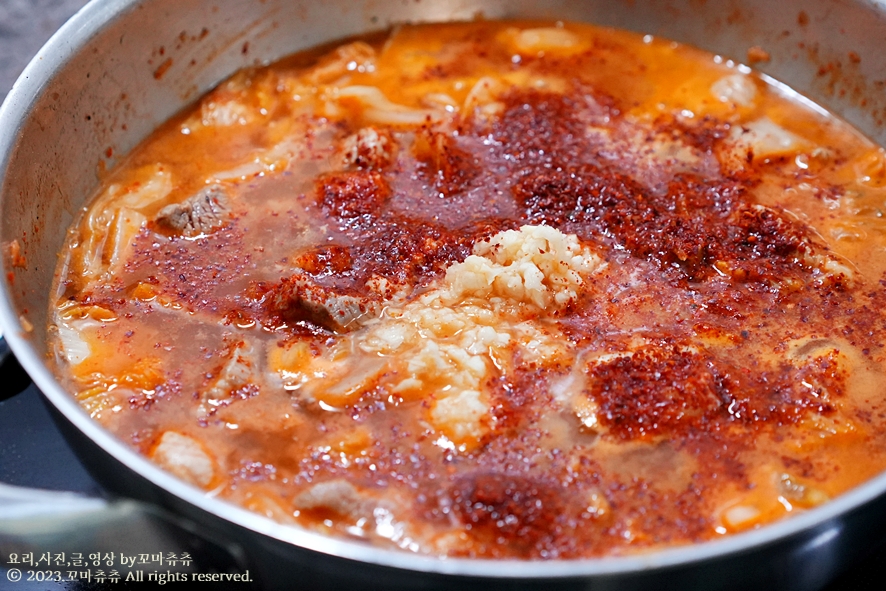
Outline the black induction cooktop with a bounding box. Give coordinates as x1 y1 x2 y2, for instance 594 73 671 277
1 2 885 590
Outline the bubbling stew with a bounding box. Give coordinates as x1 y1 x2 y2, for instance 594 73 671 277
49 20 886 558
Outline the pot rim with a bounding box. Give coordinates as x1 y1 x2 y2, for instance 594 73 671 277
1 0 883 579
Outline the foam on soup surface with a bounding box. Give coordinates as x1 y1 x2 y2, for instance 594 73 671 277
49 20 886 557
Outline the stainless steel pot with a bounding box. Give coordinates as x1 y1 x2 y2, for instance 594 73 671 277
3 0 886 589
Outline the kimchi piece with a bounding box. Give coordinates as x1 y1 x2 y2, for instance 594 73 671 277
49 21 886 558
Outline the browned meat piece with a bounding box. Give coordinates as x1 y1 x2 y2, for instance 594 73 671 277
340 127 396 170
266 273 381 333
294 480 368 517
197 340 257 420
149 431 217 488
155 184 230 237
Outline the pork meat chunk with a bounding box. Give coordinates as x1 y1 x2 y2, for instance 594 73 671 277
267 274 381 333
155 184 230 237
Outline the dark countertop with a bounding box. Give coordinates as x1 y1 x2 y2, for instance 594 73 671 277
0 0 90 103
0 2 885 590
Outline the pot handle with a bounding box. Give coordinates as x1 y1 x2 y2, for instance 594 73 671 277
0 482 252 582
0 481 109 520
0 330 252 582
